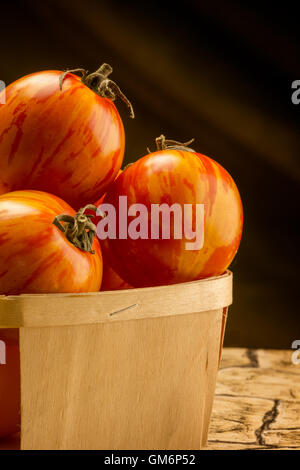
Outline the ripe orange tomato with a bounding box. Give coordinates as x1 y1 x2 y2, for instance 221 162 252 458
0 66 128 209
101 138 243 287
0 331 20 438
0 190 102 294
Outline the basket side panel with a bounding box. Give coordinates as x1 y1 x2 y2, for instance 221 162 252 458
200 308 226 447
19 310 224 450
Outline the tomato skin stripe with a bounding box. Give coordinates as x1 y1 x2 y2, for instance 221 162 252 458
0 269 9 279
20 251 62 290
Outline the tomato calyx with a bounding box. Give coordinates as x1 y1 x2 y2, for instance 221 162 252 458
147 134 196 153
53 205 98 254
59 63 135 119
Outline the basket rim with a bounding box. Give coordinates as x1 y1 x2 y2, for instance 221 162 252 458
0 270 232 328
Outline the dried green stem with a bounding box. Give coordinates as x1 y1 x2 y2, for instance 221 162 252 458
59 63 135 118
53 205 98 254
147 135 196 153
153 134 196 153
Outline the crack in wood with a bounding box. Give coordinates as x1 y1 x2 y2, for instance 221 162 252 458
270 427 300 431
255 399 280 446
246 349 259 367
222 417 244 425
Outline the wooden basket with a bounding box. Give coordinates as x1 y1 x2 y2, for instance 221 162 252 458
0 270 232 450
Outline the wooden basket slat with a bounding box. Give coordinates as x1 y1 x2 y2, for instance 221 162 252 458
0 271 232 328
20 309 224 450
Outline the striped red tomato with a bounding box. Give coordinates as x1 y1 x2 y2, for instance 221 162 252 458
90 169 132 291
0 64 132 209
101 261 132 291
0 190 103 295
101 136 243 287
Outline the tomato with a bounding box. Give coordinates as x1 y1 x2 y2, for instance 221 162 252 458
101 259 132 291
0 64 132 209
101 136 243 287
0 331 20 438
0 329 18 344
0 190 102 294
89 169 131 291
91 169 123 225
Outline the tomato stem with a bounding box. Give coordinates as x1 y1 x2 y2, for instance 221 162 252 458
53 205 98 254
59 63 135 119
148 135 196 153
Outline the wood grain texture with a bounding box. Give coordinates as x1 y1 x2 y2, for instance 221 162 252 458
19 309 224 450
206 348 300 450
0 271 232 328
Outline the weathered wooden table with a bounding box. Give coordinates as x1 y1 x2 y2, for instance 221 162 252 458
207 348 300 450
0 348 299 450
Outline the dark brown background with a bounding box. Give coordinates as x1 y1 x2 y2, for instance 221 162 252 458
0 0 299 348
